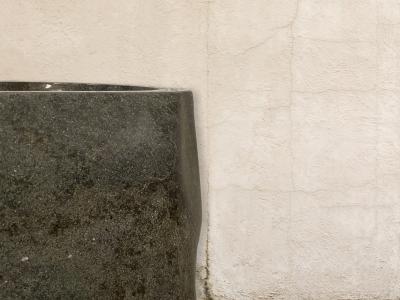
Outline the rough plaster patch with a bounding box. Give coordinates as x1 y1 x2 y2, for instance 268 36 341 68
377 24 400 90
294 0 377 42
291 91 377 192
208 188 290 299
292 39 377 93
207 0 400 299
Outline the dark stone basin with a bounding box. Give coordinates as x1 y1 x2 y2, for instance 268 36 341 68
0 82 201 299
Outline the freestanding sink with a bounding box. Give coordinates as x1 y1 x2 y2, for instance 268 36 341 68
0 82 201 299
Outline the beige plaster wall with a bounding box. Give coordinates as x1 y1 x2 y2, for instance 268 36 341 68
2 1 400 299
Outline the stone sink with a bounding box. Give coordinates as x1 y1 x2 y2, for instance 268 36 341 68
0 82 201 299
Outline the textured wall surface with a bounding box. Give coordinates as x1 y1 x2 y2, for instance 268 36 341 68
208 0 400 299
2 1 400 299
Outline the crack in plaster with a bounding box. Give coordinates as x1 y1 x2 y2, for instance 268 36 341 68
294 36 376 44
287 1 300 296
203 0 214 299
211 179 378 195
292 88 377 94
208 23 293 57
232 24 292 57
373 0 380 243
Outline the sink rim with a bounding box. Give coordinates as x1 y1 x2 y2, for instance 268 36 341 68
0 81 189 93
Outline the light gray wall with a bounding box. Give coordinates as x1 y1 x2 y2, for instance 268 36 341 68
1 1 400 299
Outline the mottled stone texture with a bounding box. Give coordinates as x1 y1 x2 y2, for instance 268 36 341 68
0 83 201 300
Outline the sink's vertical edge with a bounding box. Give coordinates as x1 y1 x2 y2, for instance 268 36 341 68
176 91 202 299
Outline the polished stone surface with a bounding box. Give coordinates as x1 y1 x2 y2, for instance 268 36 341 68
0 82 201 300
